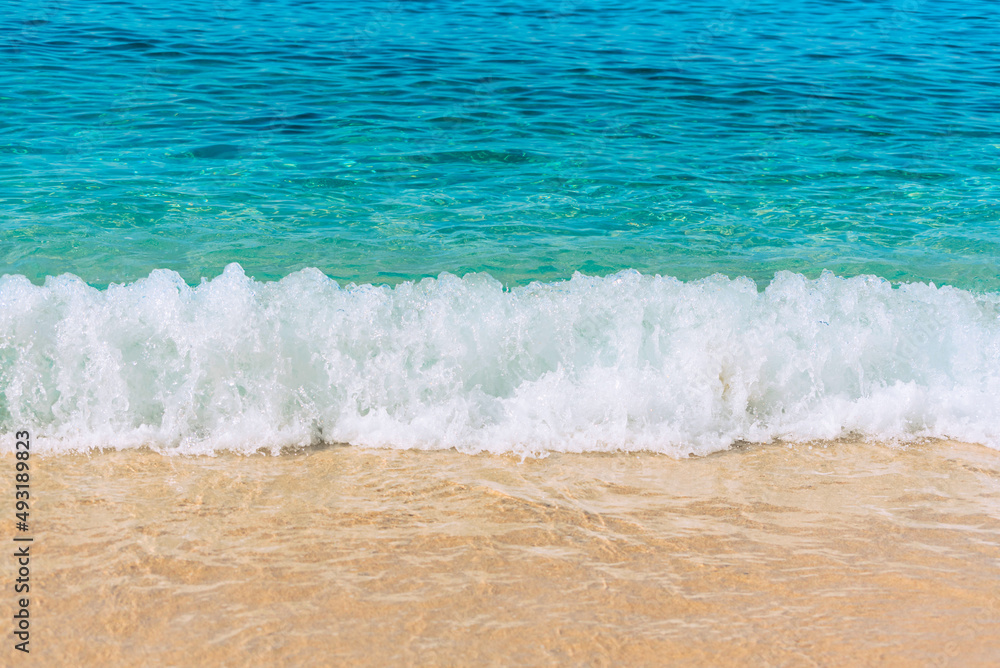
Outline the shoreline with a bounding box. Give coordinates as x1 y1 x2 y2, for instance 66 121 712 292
6 438 1000 665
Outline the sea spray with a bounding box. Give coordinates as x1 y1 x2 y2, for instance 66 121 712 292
2 264 999 456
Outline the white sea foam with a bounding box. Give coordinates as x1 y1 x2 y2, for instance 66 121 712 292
1 264 999 456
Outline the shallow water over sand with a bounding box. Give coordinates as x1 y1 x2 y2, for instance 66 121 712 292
13 439 1000 666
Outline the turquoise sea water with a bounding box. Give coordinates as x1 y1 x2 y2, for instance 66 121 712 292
4 0 998 288
2 0 999 453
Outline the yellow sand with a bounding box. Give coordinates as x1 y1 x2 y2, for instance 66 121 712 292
5 438 1000 666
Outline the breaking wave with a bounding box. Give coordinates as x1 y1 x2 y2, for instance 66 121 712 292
2 264 999 456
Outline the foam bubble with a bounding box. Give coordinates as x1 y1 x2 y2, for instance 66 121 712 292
2 265 999 456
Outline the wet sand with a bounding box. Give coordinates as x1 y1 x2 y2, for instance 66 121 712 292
5 439 1000 666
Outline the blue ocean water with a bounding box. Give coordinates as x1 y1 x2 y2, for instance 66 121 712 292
4 0 999 288
2 0 999 453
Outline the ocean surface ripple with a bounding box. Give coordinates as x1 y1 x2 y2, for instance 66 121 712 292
2 0 998 288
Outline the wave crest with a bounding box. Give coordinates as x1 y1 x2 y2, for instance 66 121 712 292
2 264 999 456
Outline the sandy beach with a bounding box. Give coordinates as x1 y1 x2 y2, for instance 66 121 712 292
7 438 999 666
5 1 1000 666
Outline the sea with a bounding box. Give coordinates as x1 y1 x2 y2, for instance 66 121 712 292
2 0 999 664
